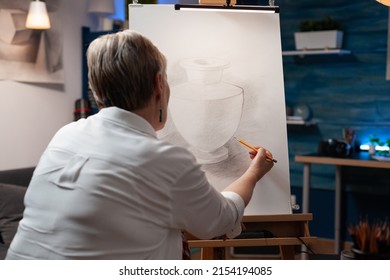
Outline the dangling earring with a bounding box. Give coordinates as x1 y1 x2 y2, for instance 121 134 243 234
159 108 163 123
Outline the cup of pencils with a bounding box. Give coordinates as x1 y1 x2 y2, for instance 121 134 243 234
345 218 390 260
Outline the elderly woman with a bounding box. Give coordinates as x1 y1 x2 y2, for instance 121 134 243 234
6 30 274 260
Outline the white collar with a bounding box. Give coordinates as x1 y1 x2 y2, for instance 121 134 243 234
95 107 157 138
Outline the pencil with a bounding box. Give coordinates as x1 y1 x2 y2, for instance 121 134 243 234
234 137 277 163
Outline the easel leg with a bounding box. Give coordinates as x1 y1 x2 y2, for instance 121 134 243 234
280 245 296 260
201 248 215 260
201 247 226 260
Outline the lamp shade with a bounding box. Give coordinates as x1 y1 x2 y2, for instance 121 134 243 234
25 0 51 30
377 0 390 6
87 0 115 15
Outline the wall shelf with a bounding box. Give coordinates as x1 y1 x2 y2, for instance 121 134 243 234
286 118 319 126
282 49 351 57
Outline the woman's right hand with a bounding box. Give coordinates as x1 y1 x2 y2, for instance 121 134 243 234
246 147 274 182
223 146 275 207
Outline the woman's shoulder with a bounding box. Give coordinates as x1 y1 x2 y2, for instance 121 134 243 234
144 139 197 169
154 140 196 162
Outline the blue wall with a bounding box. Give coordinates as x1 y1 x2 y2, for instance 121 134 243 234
280 0 390 186
278 0 390 240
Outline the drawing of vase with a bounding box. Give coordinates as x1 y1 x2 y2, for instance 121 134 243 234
169 57 244 164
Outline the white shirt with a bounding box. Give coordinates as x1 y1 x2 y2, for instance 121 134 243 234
7 107 244 259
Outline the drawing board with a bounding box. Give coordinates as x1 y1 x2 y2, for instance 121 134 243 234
129 4 291 215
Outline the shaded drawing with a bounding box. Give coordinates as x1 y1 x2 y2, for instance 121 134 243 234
169 57 244 164
0 9 38 62
0 0 63 84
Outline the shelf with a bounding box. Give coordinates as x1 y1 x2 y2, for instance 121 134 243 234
282 49 351 57
286 118 319 126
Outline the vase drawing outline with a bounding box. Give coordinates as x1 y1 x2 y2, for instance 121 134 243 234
169 57 244 164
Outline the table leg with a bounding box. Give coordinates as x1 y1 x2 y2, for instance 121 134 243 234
334 165 342 253
301 163 311 259
302 163 311 213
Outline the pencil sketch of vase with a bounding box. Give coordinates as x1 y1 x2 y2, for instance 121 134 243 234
169 57 244 164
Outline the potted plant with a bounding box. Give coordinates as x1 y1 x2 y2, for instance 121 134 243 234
294 16 343 50
368 134 380 155
379 138 390 157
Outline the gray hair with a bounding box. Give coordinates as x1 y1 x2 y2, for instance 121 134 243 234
87 30 167 111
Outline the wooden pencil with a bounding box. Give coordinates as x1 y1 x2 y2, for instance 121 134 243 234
234 137 277 163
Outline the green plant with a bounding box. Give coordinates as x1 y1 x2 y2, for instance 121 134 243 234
299 16 342 32
369 135 390 156
384 138 390 156
369 134 380 145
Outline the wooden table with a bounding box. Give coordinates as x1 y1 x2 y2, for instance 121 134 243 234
295 152 390 253
186 213 315 260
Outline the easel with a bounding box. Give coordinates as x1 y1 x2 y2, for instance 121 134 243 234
186 213 315 260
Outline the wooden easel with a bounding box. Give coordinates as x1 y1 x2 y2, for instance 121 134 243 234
186 213 315 260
